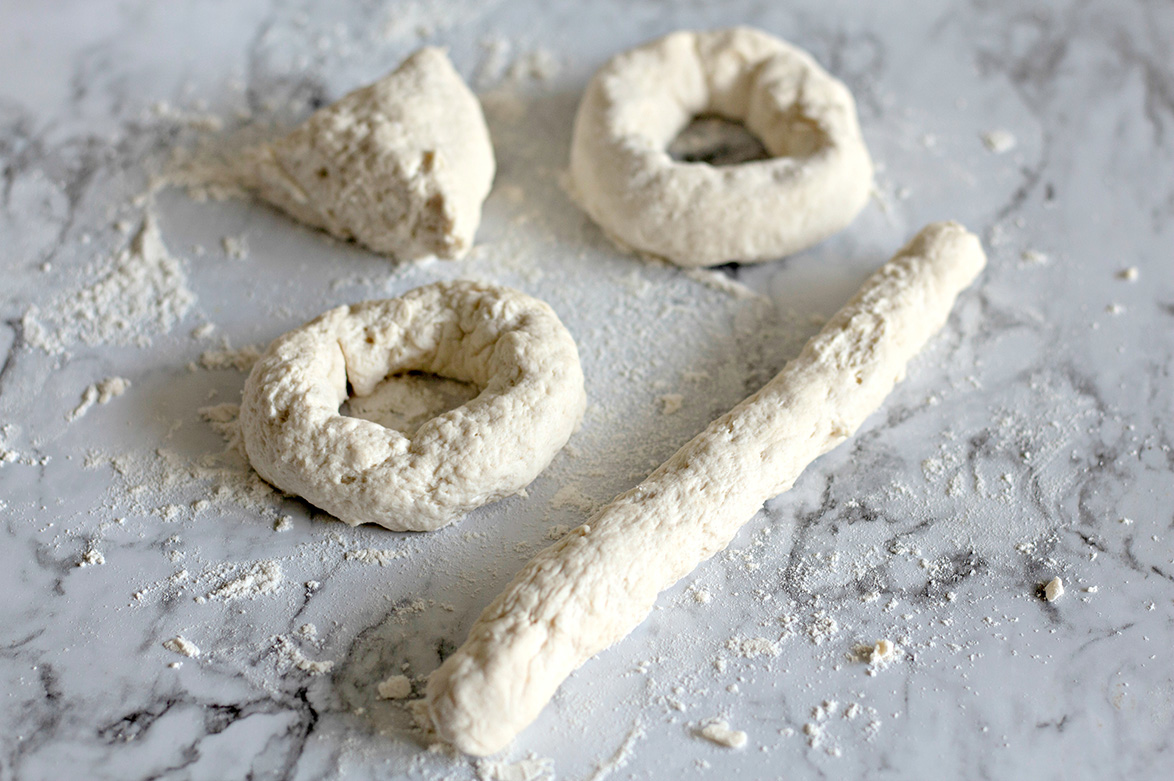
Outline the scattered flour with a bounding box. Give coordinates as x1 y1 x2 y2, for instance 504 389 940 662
475 753 555 781
67 377 132 422
346 548 407 566
272 635 334 675
726 636 779 659
206 561 283 601
24 212 194 353
199 344 263 371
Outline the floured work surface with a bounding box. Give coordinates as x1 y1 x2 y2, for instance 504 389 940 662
0 1 1171 779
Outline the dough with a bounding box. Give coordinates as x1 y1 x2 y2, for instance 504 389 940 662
239 280 585 532
425 222 986 755
569 28 873 268
243 48 494 261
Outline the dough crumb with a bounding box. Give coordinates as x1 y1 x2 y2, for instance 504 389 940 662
1020 249 1049 265
1117 266 1139 281
78 546 105 567
1043 577 1064 602
981 129 1017 153
376 673 413 700
698 719 747 749
221 234 249 260
67 377 132 422
656 393 684 415
163 635 201 658
855 639 898 675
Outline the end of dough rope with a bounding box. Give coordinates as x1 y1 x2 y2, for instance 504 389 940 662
424 221 986 755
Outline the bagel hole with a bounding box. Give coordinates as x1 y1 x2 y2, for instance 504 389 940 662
668 115 770 166
340 371 479 438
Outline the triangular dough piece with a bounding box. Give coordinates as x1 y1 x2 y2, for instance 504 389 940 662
244 48 494 260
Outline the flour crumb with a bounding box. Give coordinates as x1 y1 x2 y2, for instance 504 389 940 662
191 323 216 339
78 545 106 567
27 212 194 353
221 234 249 260
272 635 334 675
345 548 406 566
199 344 262 371
274 515 294 532
855 639 898 675
727 636 779 659
67 377 132 422
475 752 554 781
206 561 283 601
545 524 571 541
1119 517 1134 525
1043 577 1064 602
550 483 595 512
376 673 413 700
163 635 201 658
1117 267 1138 281
656 393 684 416
692 587 712 604
1020 249 1049 265
981 130 1017 153
698 719 747 749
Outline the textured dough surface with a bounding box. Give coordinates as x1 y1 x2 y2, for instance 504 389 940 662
243 47 494 260
239 280 585 532
425 222 986 755
569 27 873 267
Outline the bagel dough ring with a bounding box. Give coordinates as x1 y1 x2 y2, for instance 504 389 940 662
239 281 585 532
569 27 873 267
243 47 494 261
426 222 986 755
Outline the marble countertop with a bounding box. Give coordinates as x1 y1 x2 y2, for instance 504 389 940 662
2 1 1172 779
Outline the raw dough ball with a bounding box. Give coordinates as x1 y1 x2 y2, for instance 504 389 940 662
239 281 585 532
569 27 873 267
244 48 494 260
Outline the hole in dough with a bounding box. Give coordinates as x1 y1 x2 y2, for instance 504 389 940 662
668 115 769 167
341 371 480 438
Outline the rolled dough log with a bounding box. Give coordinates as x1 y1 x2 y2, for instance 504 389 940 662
425 221 986 755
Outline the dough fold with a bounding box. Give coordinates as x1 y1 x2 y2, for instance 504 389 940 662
426 222 986 754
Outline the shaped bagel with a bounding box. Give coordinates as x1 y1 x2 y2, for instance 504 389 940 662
239 281 585 532
569 28 873 267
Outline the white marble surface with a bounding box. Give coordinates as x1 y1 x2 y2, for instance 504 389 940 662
2 1 1172 779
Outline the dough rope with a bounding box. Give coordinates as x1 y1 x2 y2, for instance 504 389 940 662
243 47 495 261
239 281 585 532
425 222 986 755
569 27 873 268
